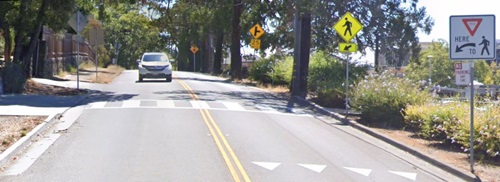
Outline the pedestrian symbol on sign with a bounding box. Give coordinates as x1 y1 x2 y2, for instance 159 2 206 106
342 18 353 36
333 12 363 43
479 36 490 55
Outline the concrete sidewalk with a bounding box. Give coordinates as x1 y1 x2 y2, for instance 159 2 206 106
0 78 106 116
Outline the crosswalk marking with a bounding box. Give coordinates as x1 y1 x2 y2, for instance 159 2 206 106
190 100 210 109
90 101 107 108
122 100 141 108
85 100 311 116
221 102 245 111
157 100 175 108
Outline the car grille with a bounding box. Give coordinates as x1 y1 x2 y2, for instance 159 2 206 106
143 65 166 71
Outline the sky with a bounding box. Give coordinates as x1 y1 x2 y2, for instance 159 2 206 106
351 0 500 65
417 0 500 42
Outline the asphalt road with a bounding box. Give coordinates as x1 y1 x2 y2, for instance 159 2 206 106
0 71 465 182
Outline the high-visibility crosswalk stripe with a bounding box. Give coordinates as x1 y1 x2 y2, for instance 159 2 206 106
221 102 245 111
190 101 210 109
90 101 107 108
157 100 175 108
122 100 141 108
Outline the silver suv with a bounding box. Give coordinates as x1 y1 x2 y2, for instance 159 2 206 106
137 52 173 82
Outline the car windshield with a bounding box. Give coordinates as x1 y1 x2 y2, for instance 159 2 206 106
143 54 168 62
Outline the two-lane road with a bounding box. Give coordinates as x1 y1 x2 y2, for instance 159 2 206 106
0 71 464 181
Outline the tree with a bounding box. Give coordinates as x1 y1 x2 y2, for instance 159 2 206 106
0 1 15 62
103 3 166 69
230 0 243 79
405 40 454 87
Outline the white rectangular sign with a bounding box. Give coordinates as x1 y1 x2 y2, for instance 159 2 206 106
449 15 496 60
454 62 470 85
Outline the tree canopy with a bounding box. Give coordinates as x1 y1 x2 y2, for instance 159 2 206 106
1 0 439 93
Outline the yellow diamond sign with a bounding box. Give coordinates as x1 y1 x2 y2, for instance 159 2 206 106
190 46 199 53
249 24 265 39
333 12 363 42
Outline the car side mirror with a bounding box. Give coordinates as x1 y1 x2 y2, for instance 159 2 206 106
137 59 141 63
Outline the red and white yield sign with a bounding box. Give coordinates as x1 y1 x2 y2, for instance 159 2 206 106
449 15 496 60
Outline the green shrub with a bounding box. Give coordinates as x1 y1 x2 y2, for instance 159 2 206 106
1 62 27 94
404 101 500 160
248 56 293 86
272 56 293 85
249 58 273 84
308 51 367 107
350 71 430 127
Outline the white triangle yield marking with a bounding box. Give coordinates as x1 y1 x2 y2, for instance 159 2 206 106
344 167 372 176
389 171 417 181
252 162 281 171
297 164 326 173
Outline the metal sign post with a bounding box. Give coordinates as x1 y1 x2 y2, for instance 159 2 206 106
190 46 198 72
76 13 80 90
449 14 495 173
469 60 475 172
345 53 350 115
68 11 88 90
334 12 363 116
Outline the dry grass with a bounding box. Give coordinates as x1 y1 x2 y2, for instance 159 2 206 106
232 79 290 94
87 65 124 84
0 116 46 153
54 62 124 84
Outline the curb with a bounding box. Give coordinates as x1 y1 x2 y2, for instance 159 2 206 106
292 96 478 182
0 91 91 170
0 113 61 169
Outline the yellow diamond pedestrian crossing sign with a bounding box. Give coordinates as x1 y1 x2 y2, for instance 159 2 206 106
334 12 363 42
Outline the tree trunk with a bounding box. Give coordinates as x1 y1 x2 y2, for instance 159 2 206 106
21 0 49 78
202 38 209 73
230 0 243 80
374 34 380 72
13 0 29 65
178 40 189 71
213 30 224 74
299 13 312 98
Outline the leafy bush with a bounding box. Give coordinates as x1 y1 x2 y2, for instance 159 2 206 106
350 71 430 127
403 101 500 160
308 51 367 107
1 62 27 94
249 57 273 84
248 56 292 86
272 56 293 85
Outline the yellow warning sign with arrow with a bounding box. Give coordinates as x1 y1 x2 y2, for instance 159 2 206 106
339 43 358 53
249 24 265 39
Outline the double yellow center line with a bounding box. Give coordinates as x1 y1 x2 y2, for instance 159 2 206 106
177 79 251 182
